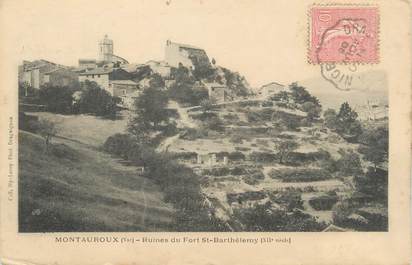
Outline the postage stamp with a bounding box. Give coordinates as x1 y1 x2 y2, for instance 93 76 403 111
309 5 379 64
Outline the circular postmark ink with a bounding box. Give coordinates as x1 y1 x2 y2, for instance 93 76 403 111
315 18 371 91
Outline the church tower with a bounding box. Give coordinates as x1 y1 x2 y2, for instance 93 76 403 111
99 34 114 62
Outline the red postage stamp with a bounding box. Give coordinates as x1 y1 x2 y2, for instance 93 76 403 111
309 5 379 64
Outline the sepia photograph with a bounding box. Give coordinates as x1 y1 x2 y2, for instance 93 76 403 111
2 1 411 265
17 4 388 233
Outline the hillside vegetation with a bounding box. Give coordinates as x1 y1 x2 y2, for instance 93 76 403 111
19 130 173 232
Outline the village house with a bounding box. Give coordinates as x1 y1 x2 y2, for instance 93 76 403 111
257 82 286 99
18 60 64 89
354 100 389 121
146 60 171 78
203 82 229 104
110 80 140 109
165 40 210 69
78 67 133 95
43 68 78 87
78 59 97 70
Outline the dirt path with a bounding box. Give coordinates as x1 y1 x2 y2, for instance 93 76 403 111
140 178 147 227
168 100 197 129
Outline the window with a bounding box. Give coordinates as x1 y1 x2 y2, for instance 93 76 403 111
86 75 89 78
92 74 95 78
98 75 101 78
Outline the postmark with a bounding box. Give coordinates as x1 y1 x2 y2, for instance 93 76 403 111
309 5 379 64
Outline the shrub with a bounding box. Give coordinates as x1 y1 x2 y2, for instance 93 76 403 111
228 151 246 161
202 116 224 132
230 134 244 144
202 167 231 177
233 204 326 232
336 149 363 176
262 101 274 107
308 194 338 210
243 171 265 185
231 167 247 175
249 152 277 163
103 133 136 157
50 143 79 161
269 168 330 182
19 112 39 133
222 113 239 122
180 128 206 140
273 192 304 211
235 147 251 152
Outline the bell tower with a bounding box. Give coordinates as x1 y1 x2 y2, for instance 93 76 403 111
99 34 114 62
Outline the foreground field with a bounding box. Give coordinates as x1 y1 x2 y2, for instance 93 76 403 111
19 130 173 232
26 111 129 147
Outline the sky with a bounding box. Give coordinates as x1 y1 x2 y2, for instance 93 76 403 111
3 0 318 87
2 0 387 104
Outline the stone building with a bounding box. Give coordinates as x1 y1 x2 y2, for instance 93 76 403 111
257 82 286 99
78 34 129 69
203 82 229 104
43 68 78 87
165 40 210 69
18 60 63 89
78 59 97 70
146 60 171 78
98 34 129 65
78 67 132 95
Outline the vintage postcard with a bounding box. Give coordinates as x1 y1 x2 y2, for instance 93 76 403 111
0 0 410 264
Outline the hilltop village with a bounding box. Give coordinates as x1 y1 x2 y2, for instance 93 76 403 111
18 35 388 233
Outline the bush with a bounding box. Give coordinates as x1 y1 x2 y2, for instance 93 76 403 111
231 167 247 175
273 192 304 211
235 147 251 152
103 133 136 157
269 168 330 182
181 128 206 140
228 151 246 161
230 135 244 144
202 167 231 177
243 172 265 185
38 84 76 114
249 152 277 163
50 143 79 161
19 112 39 133
233 204 326 231
308 194 338 210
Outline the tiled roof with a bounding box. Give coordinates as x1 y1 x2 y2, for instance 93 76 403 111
78 67 113 75
110 80 137 85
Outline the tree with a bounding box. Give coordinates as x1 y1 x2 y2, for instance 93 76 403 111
289 82 320 106
336 149 363 176
38 84 75 114
324 103 363 141
132 85 169 128
37 119 58 152
276 140 298 164
358 125 388 169
199 98 216 113
301 101 321 121
323 108 339 129
78 80 117 116
128 81 170 146
355 167 388 203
